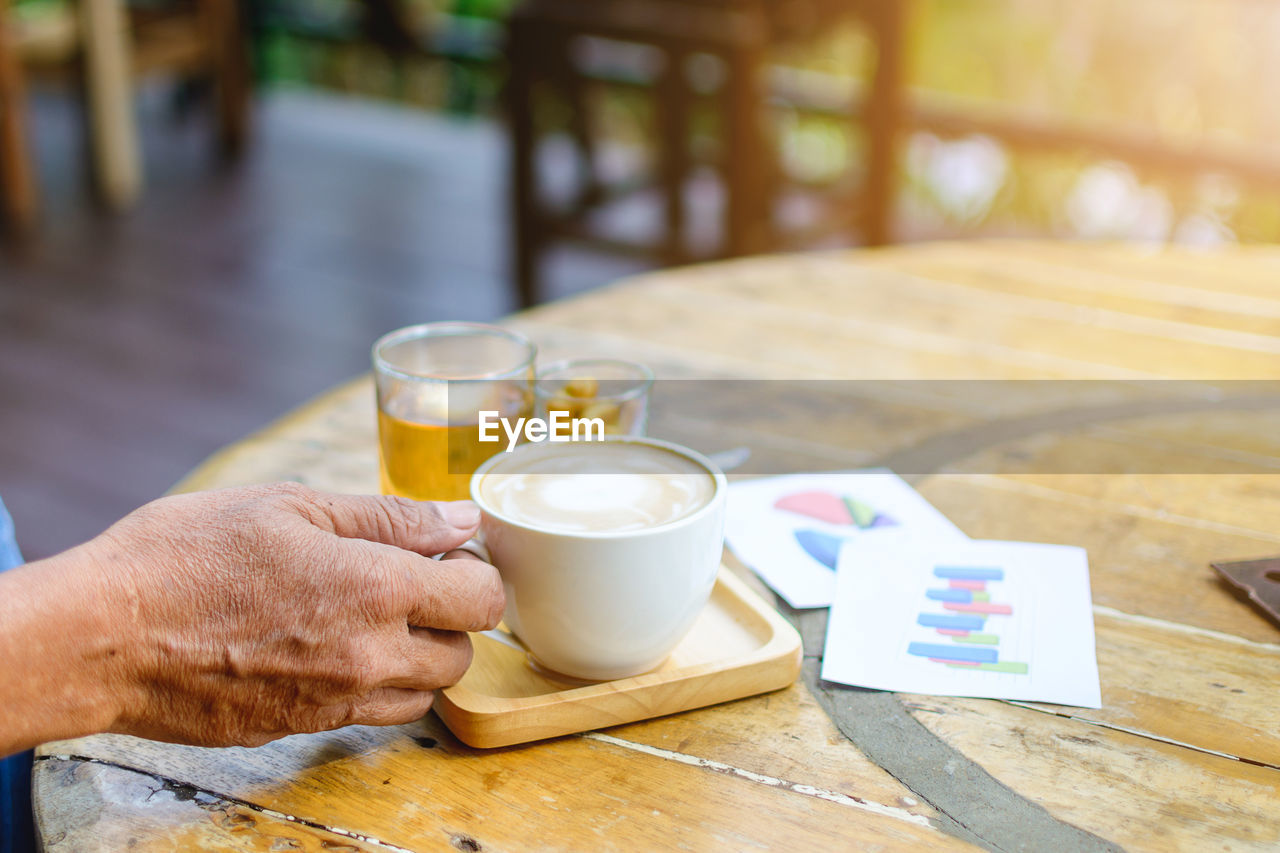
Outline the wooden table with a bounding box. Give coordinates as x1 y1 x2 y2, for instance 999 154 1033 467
34 241 1280 851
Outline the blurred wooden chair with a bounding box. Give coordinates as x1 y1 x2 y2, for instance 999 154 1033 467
0 0 36 232
505 0 905 306
0 0 250 232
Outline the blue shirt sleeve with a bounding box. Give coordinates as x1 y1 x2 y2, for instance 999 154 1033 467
0 497 21 572
0 497 35 853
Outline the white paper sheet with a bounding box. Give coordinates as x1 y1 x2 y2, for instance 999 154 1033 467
724 470 967 609
821 539 1102 708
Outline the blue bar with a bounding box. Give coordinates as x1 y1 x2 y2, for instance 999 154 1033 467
926 588 972 603
917 613 985 631
934 566 1004 581
907 642 998 663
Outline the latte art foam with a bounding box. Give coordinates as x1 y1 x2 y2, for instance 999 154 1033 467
477 442 716 533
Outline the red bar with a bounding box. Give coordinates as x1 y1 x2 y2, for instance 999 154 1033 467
936 628 968 636
930 658 978 666
949 579 986 590
943 601 1012 615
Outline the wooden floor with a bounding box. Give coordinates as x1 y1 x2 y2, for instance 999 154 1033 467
0 88 649 560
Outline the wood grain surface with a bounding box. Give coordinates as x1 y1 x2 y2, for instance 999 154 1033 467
36 241 1280 851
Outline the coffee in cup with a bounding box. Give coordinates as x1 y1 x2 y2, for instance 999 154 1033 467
471 437 726 681
475 441 715 533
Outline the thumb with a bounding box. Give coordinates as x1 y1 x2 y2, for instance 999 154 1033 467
301 492 481 555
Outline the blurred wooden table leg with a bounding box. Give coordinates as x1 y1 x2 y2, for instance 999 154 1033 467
200 0 251 159
658 45 690 266
507 11 541 308
0 0 37 232
723 34 768 257
77 0 141 210
861 0 906 246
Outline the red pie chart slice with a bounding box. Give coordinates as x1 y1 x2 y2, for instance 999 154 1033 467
774 491 854 525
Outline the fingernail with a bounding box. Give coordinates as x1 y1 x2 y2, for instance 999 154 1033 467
443 500 481 530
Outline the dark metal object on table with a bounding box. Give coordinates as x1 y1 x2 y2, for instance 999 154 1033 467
1212 557 1280 630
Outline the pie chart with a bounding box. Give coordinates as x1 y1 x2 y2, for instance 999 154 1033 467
774 490 896 529
793 529 844 571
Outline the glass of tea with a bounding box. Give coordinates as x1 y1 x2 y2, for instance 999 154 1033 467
373 322 536 501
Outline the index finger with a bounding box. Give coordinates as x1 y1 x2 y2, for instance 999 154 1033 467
354 540 505 632
293 488 481 556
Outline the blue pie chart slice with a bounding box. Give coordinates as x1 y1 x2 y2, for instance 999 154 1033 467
794 529 844 571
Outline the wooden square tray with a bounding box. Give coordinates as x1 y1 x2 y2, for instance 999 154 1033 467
434 567 802 748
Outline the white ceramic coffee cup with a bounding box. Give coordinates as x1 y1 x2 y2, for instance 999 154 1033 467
469 436 727 681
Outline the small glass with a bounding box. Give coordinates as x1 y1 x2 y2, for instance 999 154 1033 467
534 358 654 439
374 322 536 501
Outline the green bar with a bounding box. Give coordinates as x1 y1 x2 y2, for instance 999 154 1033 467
972 591 990 602
947 661 1029 674
952 633 999 645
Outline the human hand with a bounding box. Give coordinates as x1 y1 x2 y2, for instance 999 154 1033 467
72 483 502 747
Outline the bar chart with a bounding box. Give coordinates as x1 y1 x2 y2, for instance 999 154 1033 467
908 566 1030 675
820 539 1099 706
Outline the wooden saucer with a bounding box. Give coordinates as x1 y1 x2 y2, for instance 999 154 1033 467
434 567 802 748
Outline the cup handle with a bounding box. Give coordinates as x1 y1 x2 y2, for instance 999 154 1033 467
450 534 491 563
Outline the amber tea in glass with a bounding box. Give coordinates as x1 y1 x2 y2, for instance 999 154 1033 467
373 323 535 501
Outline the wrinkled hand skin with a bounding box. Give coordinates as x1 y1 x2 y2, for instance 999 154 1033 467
0 483 503 754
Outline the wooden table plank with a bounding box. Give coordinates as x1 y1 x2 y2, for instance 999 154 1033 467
1081 611 1280 766
536 255 1280 379
863 244 1280 337
521 278 1169 379
46 723 972 852
902 695 1280 852
1102 411 1280 465
33 758 382 852
599 679 939 821
973 241 1280 306
987 472 1280 542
